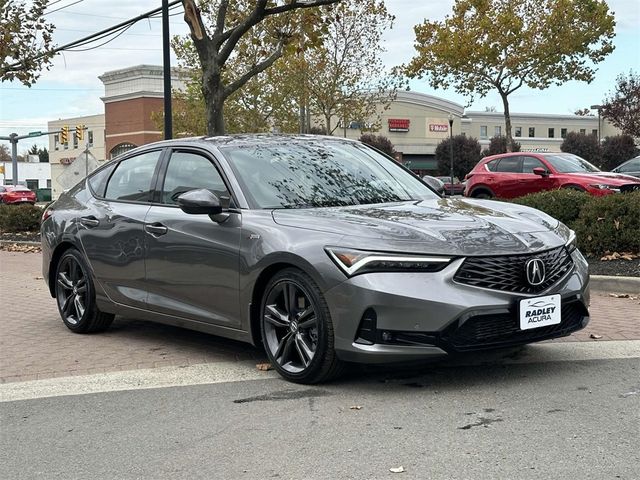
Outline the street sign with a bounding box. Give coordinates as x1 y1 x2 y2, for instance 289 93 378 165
28 131 42 137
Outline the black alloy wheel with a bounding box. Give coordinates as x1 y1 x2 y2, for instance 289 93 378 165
260 269 343 383
55 249 114 333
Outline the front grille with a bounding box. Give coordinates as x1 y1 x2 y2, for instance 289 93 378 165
453 246 574 294
441 301 588 351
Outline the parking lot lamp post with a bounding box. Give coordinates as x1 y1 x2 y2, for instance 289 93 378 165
448 114 454 196
590 104 602 145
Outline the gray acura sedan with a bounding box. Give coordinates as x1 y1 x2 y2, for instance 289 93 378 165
41 135 590 383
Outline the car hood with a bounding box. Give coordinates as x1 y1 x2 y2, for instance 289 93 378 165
564 172 640 184
272 198 567 255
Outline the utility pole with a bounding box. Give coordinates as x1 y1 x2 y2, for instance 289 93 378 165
162 0 173 140
448 115 454 197
1 130 58 185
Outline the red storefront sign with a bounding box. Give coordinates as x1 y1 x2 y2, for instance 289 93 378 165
429 123 449 133
388 118 410 132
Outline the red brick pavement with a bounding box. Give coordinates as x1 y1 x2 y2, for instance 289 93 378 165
0 251 638 383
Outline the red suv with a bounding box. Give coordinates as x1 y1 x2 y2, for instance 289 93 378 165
464 152 640 199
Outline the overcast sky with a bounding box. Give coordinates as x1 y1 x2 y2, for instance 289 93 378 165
1 0 639 152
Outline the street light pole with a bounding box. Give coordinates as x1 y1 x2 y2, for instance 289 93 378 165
448 114 454 197
162 0 173 140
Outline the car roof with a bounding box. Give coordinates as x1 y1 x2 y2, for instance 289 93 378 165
148 134 360 150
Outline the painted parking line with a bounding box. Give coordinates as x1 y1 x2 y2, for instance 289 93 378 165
1 340 638 402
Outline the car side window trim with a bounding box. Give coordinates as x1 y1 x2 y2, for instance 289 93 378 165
91 148 166 205
154 147 240 209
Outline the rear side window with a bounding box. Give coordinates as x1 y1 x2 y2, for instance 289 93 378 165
160 151 229 205
88 163 117 197
521 156 546 173
485 159 499 172
495 157 521 173
104 151 161 202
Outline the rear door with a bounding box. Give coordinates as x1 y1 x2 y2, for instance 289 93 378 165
78 149 164 309
143 148 243 327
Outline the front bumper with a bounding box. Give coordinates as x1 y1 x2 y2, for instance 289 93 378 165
324 249 590 364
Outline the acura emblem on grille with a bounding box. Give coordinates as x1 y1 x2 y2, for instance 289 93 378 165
525 258 546 286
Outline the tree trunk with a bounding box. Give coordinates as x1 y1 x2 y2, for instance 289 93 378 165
499 91 513 152
203 71 226 136
325 113 332 136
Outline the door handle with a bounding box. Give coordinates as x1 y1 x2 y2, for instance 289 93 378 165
145 223 168 236
79 215 100 228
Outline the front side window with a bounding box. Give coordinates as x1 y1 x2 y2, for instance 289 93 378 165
161 151 229 205
222 141 438 209
104 151 161 202
522 156 546 173
495 157 521 173
88 162 117 197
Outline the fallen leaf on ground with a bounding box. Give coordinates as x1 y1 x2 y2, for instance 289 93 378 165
389 466 405 473
589 334 603 339
608 293 630 298
0 243 41 253
350 405 362 410
255 363 273 371
34 276 43 280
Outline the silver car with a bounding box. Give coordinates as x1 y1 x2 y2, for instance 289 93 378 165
41 135 590 383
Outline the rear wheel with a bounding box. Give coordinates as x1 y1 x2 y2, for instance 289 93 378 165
260 268 343 384
471 189 493 199
55 249 114 333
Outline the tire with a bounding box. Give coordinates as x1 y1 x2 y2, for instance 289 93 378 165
471 189 493 199
260 268 343 384
54 248 114 333
562 185 586 192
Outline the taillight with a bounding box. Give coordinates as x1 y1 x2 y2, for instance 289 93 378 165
42 208 53 222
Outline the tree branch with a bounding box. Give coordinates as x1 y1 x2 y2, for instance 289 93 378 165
224 40 285 98
214 0 229 36
264 0 341 16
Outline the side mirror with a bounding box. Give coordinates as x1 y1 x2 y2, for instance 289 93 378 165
177 189 223 215
532 167 549 177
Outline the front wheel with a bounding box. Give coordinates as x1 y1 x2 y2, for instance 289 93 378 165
55 248 114 333
260 268 343 384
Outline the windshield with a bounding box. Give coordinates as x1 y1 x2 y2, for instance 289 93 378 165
221 141 438 209
543 154 601 173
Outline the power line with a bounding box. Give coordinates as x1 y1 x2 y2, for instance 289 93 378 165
44 0 85 16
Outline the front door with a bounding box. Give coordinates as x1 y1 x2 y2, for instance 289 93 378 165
78 149 163 309
143 149 242 327
519 155 555 195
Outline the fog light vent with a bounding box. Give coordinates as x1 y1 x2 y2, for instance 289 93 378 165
355 309 377 345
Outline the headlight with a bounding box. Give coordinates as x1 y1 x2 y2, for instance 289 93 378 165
566 230 577 253
589 184 620 192
325 247 452 277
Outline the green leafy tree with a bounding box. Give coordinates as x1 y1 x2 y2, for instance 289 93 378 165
38 147 49 163
560 132 602 166
435 135 482 179
601 71 640 137
403 0 615 152
574 108 594 116
359 134 396 158
0 0 55 86
0 144 10 162
600 135 638 171
485 135 521 156
179 0 340 135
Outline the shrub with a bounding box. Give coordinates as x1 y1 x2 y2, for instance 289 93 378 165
600 134 638 171
435 135 482 179
511 189 590 227
573 191 640 255
560 131 602 166
484 135 521 156
0 204 42 232
359 134 396 157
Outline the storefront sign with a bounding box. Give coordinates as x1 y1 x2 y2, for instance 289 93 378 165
429 123 449 133
388 118 410 132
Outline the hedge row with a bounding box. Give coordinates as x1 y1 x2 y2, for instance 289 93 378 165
512 190 640 256
0 204 42 232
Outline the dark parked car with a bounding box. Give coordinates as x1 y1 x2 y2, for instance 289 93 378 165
0 185 37 204
436 176 465 195
421 175 445 195
464 152 640 199
611 156 640 178
42 135 590 383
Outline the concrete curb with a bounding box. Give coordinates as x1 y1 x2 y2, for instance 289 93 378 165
0 239 40 247
590 275 640 294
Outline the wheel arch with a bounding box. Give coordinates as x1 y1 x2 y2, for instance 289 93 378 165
469 185 495 198
48 241 77 297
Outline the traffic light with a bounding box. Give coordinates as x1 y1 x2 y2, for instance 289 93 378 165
60 125 69 144
76 124 84 141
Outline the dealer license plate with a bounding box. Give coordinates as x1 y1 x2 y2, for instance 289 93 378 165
519 294 561 330
21 197 28 201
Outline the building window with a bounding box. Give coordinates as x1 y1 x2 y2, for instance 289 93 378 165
592 129 598 136
494 126 502 136
26 179 39 191
548 128 555 138
54 134 60 151
47 179 52 188
561 128 567 139
109 142 137 159
580 128 586 134
529 127 535 137
88 131 94 147
73 132 78 149
480 126 488 139
515 127 522 137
